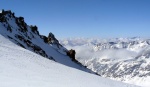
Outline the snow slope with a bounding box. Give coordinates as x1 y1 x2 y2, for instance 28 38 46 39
0 35 138 87
60 38 150 87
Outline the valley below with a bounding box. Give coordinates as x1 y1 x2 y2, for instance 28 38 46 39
60 37 150 87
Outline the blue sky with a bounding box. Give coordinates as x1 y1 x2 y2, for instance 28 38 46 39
1 0 150 38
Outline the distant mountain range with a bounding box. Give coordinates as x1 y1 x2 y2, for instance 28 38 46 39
60 37 150 86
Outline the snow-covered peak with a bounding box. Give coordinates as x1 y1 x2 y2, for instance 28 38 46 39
0 10 92 73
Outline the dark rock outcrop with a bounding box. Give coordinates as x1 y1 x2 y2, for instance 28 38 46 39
15 16 28 32
67 49 76 61
30 25 39 35
47 32 59 44
40 35 48 43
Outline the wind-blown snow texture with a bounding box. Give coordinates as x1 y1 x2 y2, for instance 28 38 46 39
0 35 138 87
60 37 150 87
0 10 92 73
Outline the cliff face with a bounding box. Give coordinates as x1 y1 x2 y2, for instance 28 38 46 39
0 9 93 73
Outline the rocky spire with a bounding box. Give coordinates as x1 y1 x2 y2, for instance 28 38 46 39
47 32 59 44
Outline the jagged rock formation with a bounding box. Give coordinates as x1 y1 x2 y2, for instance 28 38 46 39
0 9 93 73
48 33 59 44
67 49 76 61
0 9 49 58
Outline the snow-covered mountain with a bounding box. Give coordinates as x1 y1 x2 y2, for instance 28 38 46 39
0 34 138 87
0 10 138 87
0 9 92 73
60 37 150 87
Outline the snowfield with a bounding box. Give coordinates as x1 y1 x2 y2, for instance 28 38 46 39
0 35 138 87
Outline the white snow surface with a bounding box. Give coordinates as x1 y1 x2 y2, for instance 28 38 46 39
59 38 150 87
0 35 138 87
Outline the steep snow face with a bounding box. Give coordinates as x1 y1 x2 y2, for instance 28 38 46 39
59 38 150 87
0 10 92 73
0 35 138 87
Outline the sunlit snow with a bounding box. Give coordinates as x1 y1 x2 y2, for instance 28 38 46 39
0 35 138 87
